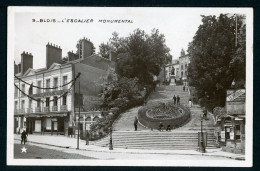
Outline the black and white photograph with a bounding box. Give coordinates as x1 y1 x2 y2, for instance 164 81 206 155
7 7 253 166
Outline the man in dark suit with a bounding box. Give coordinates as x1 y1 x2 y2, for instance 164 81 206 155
173 95 177 105
21 130 27 145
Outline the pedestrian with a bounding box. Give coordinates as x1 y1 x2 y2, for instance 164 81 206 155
183 85 185 91
134 116 138 131
177 95 180 105
159 122 164 131
85 130 90 145
21 130 27 145
188 98 192 108
203 108 207 118
166 125 171 131
173 95 177 105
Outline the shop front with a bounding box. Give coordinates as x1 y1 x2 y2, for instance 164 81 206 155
25 113 69 135
216 115 245 154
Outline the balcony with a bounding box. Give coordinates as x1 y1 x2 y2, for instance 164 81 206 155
52 106 58 112
43 107 50 112
27 108 33 113
19 109 25 114
60 105 68 112
35 107 41 112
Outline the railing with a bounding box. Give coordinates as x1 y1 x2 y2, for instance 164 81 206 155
35 107 41 112
52 106 58 112
43 107 50 112
19 109 25 113
60 105 68 112
27 108 33 113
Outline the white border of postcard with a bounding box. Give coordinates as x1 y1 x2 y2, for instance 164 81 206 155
7 7 253 167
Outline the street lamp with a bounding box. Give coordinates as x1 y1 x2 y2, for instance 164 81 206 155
109 127 113 150
199 114 205 153
76 72 81 150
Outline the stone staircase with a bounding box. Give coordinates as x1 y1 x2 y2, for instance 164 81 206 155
93 130 219 150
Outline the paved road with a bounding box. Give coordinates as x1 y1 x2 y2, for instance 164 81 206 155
14 140 234 160
14 141 95 159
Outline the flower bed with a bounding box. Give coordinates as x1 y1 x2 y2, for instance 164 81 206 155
138 101 191 130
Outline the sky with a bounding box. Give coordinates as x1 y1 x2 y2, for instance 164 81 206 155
10 7 246 69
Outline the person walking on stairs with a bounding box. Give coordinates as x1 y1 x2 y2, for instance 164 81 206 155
177 95 180 105
188 98 192 108
173 95 176 105
134 116 138 131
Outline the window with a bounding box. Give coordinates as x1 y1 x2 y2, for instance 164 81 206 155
21 100 25 109
53 96 58 106
63 76 68 89
181 65 183 70
235 125 241 140
14 86 18 98
15 101 18 110
37 98 41 107
46 79 50 92
181 72 183 77
29 99 32 108
62 94 67 105
53 77 58 90
37 81 42 93
28 84 33 95
21 84 25 97
46 97 50 107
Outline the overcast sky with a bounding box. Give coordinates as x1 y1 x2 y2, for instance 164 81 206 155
10 7 247 69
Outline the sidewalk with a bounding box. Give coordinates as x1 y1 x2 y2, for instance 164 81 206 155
14 134 245 160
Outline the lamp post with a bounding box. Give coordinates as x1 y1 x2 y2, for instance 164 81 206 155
109 127 113 150
199 114 205 153
76 72 81 150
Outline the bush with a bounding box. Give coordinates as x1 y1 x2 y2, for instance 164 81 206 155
138 101 190 130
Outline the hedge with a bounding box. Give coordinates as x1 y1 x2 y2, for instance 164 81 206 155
138 102 191 130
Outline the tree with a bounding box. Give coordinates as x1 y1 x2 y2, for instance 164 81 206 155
187 14 246 108
99 42 110 59
115 29 172 84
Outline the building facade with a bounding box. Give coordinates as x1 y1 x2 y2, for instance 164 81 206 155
158 51 190 85
214 89 246 154
14 38 115 136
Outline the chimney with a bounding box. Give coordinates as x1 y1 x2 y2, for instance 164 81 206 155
78 38 93 58
21 52 33 75
68 51 79 61
18 63 21 73
14 62 18 74
46 43 62 69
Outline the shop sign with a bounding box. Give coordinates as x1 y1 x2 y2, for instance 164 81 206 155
221 131 225 142
31 89 69 98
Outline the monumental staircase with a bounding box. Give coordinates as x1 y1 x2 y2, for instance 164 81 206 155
92 85 219 150
93 130 219 150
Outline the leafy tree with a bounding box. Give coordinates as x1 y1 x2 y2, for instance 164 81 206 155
99 42 110 59
187 14 246 108
115 29 172 84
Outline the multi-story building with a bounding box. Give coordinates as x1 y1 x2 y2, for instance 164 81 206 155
14 38 115 136
158 50 190 85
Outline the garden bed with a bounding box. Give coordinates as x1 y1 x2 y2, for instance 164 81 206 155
138 101 191 130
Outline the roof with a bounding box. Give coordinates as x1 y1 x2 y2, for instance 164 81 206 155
15 54 115 79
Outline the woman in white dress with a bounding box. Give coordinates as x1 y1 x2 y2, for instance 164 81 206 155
188 98 192 108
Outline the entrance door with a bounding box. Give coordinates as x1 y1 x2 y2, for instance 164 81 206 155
35 120 41 132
